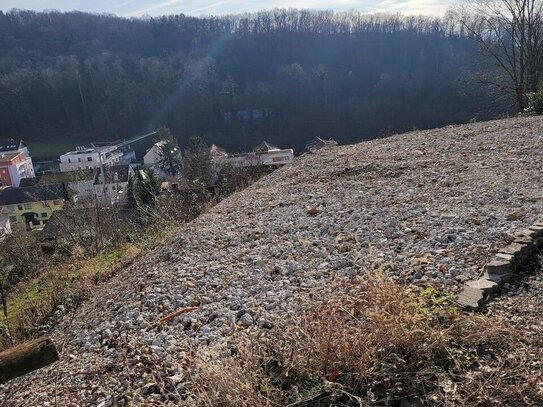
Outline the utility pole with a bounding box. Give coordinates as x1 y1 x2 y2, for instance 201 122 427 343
91 142 105 251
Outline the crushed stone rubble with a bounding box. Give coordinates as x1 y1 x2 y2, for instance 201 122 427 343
1 117 543 405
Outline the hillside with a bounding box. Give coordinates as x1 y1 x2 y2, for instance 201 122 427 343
0 10 507 155
2 117 543 405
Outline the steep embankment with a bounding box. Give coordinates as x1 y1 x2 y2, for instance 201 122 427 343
2 117 543 406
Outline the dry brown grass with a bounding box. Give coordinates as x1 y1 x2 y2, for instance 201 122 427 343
185 276 512 407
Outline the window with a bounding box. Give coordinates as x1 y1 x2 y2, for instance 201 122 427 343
41 213 47 218
17 204 23 210
32 219 40 226
68 158 71 163
78 158 81 162
23 203 32 210
87 157 93 162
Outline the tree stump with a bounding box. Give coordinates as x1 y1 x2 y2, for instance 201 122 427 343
0 337 59 384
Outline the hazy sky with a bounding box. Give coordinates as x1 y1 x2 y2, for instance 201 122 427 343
0 0 452 18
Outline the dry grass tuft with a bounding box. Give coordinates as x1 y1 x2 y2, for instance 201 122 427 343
186 275 511 406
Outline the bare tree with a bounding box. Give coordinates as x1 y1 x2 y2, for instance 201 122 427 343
454 0 543 110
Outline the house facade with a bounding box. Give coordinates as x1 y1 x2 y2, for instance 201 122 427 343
213 141 294 169
305 137 338 152
143 141 165 166
19 169 96 201
94 164 134 205
0 184 68 230
59 145 124 172
0 139 35 187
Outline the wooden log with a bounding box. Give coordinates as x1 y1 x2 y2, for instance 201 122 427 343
0 337 59 384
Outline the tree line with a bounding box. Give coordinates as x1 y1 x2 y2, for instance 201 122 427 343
0 9 514 155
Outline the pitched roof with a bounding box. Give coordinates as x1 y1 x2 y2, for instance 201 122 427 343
0 139 26 153
0 151 22 163
19 169 95 188
40 207 132 240
253 141 278 152
0 184 65 205
94 165 131 185
210 144 227 156
305 137 338 150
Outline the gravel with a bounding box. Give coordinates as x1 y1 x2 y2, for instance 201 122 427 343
2 116 543 406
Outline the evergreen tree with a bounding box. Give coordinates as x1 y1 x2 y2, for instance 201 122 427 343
157 126 182 177
182 136 213 186
127 169 161 210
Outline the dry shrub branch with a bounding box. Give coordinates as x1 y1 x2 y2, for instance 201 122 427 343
186 276 511 407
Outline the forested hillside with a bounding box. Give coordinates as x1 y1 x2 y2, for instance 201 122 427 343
0 9 510 152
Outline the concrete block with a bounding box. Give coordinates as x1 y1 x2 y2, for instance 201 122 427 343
513 236 534 251
516 229 538 239
528 224 543 237
467 278 498 294
495 252 516 265
457 286 485 310
499 242 529 262
485 258 512 275
483 272 511 284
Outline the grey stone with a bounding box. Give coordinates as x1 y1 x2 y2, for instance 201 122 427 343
467 278 498 294
238 313 253 327
516 229 538 239
457 286 485 310
140 383 157 396
513 236 534 252
528 224 543 237
485 259 512 275
498 242 528 261
484 272 512 284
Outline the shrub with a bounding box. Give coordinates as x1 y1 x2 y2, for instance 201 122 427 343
525 89 543 115
185 276 509 406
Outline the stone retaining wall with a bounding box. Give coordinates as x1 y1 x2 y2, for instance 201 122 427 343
457 219 543 310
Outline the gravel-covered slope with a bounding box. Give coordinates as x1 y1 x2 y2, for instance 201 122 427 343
2 117 543 406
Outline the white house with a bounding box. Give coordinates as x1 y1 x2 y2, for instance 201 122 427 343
94 164 134 205
143 141 166 166
144 141 183 178
215 141 294 169
59 145 124 172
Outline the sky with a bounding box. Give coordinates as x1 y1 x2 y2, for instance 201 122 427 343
0 0 453 18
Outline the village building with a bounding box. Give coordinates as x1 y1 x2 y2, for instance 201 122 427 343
220 141 294 168
59 145 124 172
305 137 338 152
119 144 136 164
0 139 35 187
143 141 166 166
59 132 156 173
0 183 70 230
143 141 183 178
94 164 134 205
210 144 227 158
19 169 96 201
